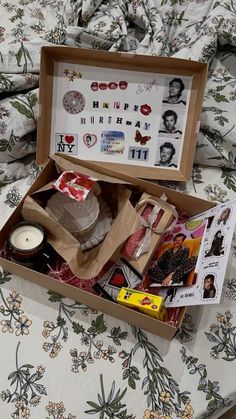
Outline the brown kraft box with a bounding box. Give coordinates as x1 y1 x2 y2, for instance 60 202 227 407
0 154 215 340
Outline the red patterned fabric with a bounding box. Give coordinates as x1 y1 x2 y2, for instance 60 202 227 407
121 204 163 258
53 171 97 202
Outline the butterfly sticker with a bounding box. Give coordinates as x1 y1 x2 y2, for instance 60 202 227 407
135 130 151 145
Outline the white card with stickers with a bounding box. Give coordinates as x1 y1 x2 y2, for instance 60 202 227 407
51 62 192 170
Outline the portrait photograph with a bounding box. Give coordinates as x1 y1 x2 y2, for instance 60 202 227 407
202 274 216 299
155 139 181 169
146 220 206 287
162 76 190 107
158 108 185 140
205 230 225 257
216 207 231 226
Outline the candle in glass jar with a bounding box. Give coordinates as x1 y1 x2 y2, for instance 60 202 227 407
10 224 44 251
8 222 46 266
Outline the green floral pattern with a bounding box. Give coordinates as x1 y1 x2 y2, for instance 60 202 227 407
0 263 235 417
0 0 236 170
205 310 236 361
0 1 236 417
0 342 47 418
181 346 231 417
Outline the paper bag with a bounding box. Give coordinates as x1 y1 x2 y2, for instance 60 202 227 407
21 160 142 279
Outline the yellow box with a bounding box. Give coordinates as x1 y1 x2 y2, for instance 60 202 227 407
117 288 166 320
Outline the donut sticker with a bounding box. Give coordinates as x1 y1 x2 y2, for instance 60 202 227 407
62 90 85 114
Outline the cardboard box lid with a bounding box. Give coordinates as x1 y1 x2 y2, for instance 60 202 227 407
37 46 208 181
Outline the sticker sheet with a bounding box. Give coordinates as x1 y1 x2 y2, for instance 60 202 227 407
158 200 236 307
50 62 192 170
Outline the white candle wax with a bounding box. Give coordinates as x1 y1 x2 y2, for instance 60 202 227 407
10 225 44 251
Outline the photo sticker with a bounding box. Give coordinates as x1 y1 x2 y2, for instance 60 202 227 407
101 131 125 154
55 133 78 155
202 273 217 300
134 130 151 145
216 206 232 227
83 133 97 148
205 229 226 258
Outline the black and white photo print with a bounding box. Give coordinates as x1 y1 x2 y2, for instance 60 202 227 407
162 77 188 106
158 109 183 140
154 140 180 168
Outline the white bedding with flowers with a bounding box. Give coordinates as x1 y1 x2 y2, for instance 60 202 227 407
1 1 236 418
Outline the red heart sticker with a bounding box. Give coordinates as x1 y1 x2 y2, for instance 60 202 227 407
65 135 74 144
111 273 125 287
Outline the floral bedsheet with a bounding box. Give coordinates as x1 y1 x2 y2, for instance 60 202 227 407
1 0 236 418
1 164 236 419
1 0 236 179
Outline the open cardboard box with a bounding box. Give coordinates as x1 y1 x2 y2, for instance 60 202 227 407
0 47 210 339
0 154 215 340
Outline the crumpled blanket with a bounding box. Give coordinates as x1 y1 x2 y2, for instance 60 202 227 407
0 0 236 185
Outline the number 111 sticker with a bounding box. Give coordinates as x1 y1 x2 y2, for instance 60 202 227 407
128 146 149 162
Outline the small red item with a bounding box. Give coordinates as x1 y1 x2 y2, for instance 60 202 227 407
91 82 99 91
108 82 118 90
141 296 152 305
99 82 108 90
53 171 98 202
64 135 74 144
110 273 125 287
119 81 128 90
121 205 163 259
135 130 151 145
140 104 152 116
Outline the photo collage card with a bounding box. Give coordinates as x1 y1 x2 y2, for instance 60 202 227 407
153 200 236 307
50 62 192 171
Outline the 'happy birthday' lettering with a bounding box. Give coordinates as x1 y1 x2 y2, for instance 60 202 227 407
92 101 143 112
79 116 151 131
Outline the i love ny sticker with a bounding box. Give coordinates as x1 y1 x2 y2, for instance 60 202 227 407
55 133 78 154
